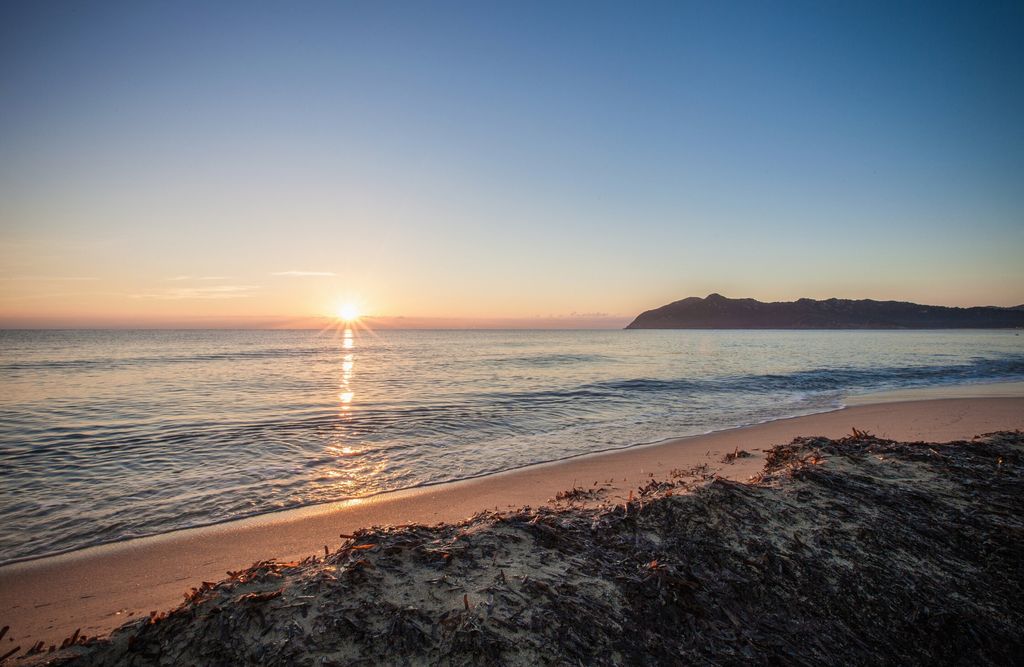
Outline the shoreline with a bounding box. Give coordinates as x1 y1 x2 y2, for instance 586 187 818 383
1 391 1023 649
844 378 1024 404
0 403 846 571
8 378 1022 570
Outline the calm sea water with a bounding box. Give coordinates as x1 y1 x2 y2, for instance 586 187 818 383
1 328 1022 564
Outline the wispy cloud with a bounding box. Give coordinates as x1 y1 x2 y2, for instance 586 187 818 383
131 285 260 300
271 271 336 277
0 275 99 281
165 275 234 281
0 290 119 302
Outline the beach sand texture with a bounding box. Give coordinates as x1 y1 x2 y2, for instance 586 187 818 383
1 395 1022 654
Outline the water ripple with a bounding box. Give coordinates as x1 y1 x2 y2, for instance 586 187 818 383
0 329 1021 564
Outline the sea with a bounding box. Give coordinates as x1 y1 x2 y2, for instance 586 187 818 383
1 328 1022 565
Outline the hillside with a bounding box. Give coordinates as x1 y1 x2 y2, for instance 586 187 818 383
626 294 1024 329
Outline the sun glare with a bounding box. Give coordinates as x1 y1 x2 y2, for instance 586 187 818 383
337 304 360 322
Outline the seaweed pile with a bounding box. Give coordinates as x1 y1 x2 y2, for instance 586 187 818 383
30 431 1024 665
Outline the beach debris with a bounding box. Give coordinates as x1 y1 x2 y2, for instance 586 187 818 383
721 446 753 463
670 463 711 480
552 482 606 504
237 589 283 604
38 431 1024 666
636 479 674 497
58 630 80 650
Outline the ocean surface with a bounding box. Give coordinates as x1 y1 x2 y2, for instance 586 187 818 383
1 328 1022 565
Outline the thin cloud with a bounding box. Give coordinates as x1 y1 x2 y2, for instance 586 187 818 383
131 285 260 300
165 275 234 281
0 275 99 281
271 271 336 277
0 290 119 302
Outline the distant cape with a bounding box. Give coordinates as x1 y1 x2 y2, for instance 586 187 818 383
625 294 1024 329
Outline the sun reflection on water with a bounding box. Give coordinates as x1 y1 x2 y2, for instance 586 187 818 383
310 320 394 500
325 444 360 457
338 328 356 411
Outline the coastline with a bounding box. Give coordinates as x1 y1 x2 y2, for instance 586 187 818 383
844 378 1024 404
13 378 1024 571
0 403 850 571
1 390 1022 649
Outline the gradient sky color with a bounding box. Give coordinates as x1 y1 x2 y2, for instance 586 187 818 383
1 1 1022 327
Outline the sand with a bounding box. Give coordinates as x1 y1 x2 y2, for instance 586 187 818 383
1 392 1022 650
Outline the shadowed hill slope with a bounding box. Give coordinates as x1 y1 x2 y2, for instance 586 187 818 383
626 293 1024 329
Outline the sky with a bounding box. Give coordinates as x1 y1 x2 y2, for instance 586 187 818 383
1 0 1022 328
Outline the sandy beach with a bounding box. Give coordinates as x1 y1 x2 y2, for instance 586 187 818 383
1 392 1022 652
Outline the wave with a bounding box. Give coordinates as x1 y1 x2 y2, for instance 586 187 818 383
11 355 1020 454
2 335 1022 566
482 353 613 367
503 355 1024 403
0 346 326 371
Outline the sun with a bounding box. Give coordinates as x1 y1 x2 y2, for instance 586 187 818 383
337 303 360 322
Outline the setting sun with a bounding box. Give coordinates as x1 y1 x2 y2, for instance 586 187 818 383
337 304 360 322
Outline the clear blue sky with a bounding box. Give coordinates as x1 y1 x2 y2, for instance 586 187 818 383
1 1 1022 326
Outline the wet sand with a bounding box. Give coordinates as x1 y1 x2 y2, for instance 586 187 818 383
1 394 1022 649
846 379 1024 404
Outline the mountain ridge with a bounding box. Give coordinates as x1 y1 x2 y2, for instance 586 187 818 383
626 294 1024 329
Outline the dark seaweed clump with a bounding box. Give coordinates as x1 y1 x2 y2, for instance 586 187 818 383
34 431 1024 666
